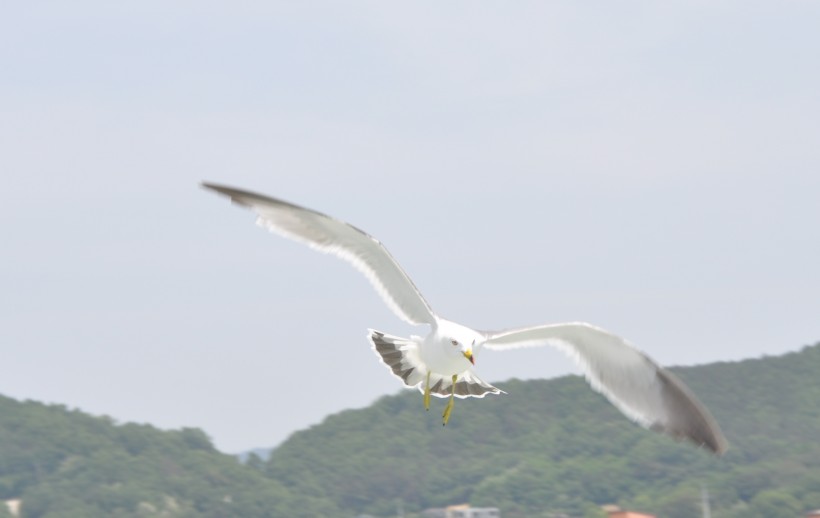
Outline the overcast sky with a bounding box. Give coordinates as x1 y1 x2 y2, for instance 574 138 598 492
2 2 819 453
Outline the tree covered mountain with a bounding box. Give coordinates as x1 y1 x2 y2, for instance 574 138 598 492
0 396 339 517
262 343 820 518
1 344 819 517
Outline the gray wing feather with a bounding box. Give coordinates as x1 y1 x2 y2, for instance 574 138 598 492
483 322 728 454
203 183 436 326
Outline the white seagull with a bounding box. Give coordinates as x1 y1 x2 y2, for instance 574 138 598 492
203 183 727 454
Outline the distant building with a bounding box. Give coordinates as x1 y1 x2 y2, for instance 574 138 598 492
605 506 655 518
608 513 655 518
449 506 500 518
4 499 21 517
422 504 500 518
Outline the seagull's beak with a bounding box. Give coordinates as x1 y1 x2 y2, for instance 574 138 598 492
463 349 475 365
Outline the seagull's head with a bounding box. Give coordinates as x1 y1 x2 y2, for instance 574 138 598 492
438 319 484 367
449 338 475 366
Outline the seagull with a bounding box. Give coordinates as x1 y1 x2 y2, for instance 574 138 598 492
202 183 728 454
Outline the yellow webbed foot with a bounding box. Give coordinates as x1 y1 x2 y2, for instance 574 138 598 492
442 374 457 426
424 371 431 411
442 400 453 426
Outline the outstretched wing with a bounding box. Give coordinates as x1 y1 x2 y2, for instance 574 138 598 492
483 322 728 454
203 183 437 326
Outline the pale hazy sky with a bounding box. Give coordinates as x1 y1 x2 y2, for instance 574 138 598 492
2 2 819 453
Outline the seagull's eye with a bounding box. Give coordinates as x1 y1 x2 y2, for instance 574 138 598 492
451 340 459 346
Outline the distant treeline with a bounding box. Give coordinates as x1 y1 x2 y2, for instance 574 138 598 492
2 343 820 517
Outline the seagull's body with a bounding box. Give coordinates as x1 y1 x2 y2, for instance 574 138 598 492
203 183 728 455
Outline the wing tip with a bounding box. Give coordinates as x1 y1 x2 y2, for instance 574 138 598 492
650 423 729 456
702 424 730 456
201 181 229 194
656 368 729 456
201 182 257 208
712 438 730 456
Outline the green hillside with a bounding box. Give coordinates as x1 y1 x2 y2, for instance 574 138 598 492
2 344 819 518
0 397 339 517
263 344 820 518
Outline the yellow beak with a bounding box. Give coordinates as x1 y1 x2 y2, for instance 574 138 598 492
463 349 475 365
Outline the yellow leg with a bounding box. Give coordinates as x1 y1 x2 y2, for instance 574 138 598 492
442 374 458 426
424 371 431 411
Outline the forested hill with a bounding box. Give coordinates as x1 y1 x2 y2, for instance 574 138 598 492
0 396 340 517
1 344 819 518
264 343 820 518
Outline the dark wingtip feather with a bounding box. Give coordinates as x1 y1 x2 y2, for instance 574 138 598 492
200 182 261 208
657 369 729 455
201 182 339 217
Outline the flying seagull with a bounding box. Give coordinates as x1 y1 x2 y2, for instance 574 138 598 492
202 183 728 455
